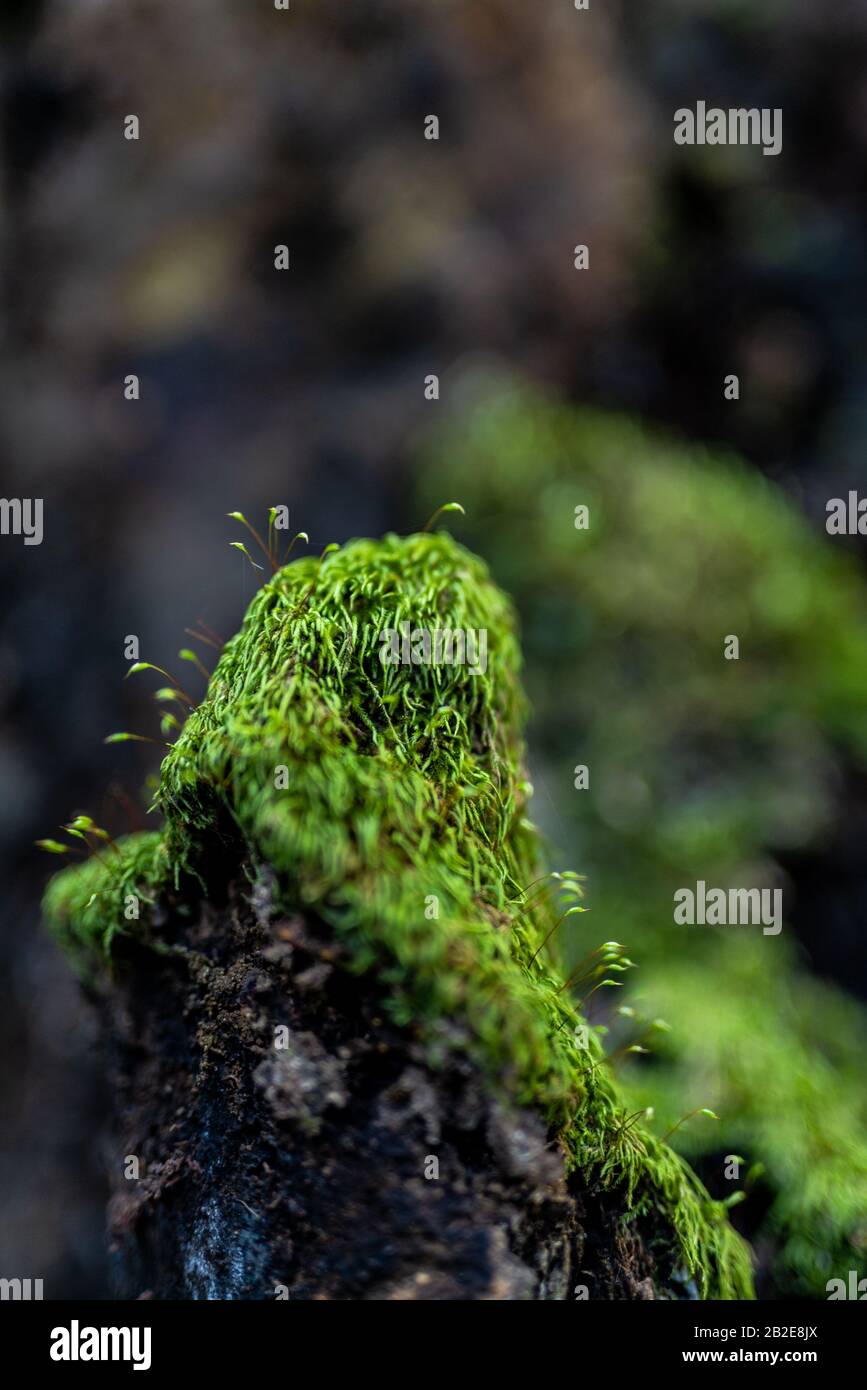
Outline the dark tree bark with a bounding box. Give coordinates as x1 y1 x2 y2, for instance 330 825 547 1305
101 866 685 1301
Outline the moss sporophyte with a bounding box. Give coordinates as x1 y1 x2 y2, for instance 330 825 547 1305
42 528 754 1299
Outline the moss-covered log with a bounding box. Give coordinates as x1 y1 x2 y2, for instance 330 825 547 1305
44 531 753 1300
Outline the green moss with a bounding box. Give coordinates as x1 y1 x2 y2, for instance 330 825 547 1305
413 372 867 1297
43 828 168 970
43 530 752 1299
626 937 867 1298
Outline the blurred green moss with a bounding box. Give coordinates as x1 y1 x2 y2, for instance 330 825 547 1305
415 371 867 1296
628 936 867 1297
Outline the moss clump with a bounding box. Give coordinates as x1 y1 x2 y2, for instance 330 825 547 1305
43 530 752 1299
414 372 867 1296
44 828 169 970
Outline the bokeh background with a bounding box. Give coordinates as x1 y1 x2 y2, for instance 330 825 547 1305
1 0 866 1299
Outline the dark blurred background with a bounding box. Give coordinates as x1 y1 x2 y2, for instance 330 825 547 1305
2 0 866 1298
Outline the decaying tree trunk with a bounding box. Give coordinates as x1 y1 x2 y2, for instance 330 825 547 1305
43 533 747 1300
103 867 678 1301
